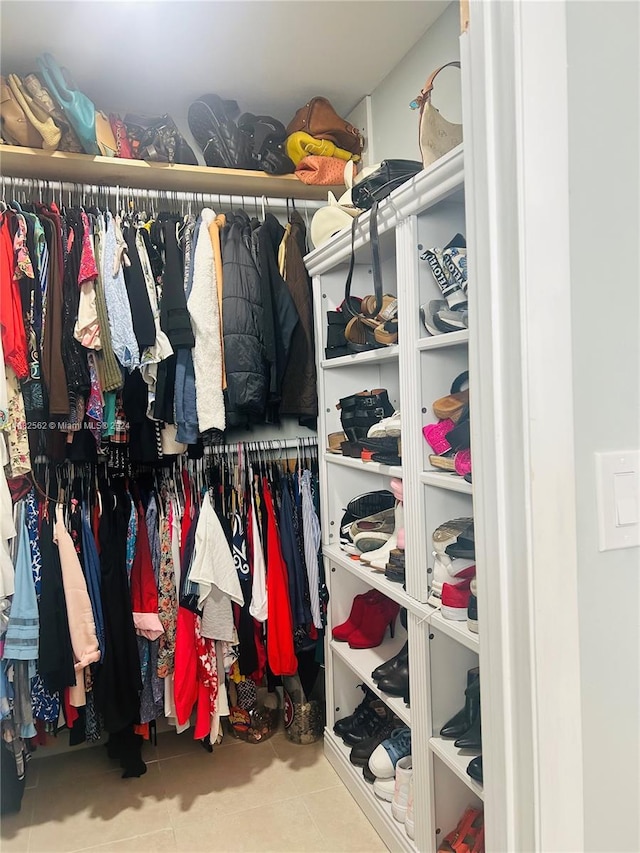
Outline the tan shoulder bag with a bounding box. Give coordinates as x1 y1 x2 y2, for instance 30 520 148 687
413 62 463 169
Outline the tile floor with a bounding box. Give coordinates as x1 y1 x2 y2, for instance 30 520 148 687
0 729 389 853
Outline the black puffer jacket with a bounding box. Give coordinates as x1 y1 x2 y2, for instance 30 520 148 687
222 212 268 426
256 214 299 421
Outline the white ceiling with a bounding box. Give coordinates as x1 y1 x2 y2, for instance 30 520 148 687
0 0 449 124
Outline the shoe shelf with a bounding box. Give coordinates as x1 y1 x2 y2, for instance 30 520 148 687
419 470 473 495
429 608 479 653
321 345 400 370
324 544 428 619
324 452 403 479
417 329 470 351
330 636 411 727
324 729 417 853
0 144 339 200
429 736 484 801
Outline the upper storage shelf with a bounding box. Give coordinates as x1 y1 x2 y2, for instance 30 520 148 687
0 145 343 200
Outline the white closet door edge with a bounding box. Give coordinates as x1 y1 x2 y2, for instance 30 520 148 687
463 4 584 852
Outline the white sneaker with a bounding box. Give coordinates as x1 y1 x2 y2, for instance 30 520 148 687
360 503 403 569
391 755 413 823
427 552 476 607
367 411 401 438
405 776 415 839
373 775 396 802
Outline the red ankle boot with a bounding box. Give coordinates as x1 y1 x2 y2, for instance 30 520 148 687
348 596 400 649
332 590 382 642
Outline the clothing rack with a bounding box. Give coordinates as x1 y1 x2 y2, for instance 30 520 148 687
0 174 323 217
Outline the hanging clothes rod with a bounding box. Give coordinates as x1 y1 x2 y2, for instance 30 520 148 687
0 175 324 213
32 437 317 468
204 437 317 456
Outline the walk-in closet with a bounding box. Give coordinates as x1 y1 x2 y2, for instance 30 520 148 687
1 1 638 852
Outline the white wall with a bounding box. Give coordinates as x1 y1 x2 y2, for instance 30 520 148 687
566 3 640 850
365 1 461 162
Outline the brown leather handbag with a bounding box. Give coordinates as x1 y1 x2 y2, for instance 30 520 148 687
287 97 363 156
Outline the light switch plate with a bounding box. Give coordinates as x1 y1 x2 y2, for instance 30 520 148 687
595 451 640 551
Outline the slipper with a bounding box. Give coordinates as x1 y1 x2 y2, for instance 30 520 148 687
428 454 457 472
447 414 470 451
344 316 385 352
433 371 470 423
374 319 398 345
326 432 347 454
423 419 455 454
360 293 398 322
429 449 472 477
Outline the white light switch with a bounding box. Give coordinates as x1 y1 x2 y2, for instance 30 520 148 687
596 451 640 550
614 473 638 526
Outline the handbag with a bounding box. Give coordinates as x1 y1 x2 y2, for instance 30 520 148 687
0 76 43 148
23 74 85 153
6 74 61 150
124 113 197 165
411 62 463 169
350 159 423 211
109 114 134 159
36 53 100 155
287 96 363 157
286 131 356 166
295 155 346 186
236 113 295 174
341 200 398 351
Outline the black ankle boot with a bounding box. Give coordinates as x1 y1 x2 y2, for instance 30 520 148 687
440 669 480 739
467 754 483 784
377 660 409 698
371 641 408 681
454 707 482 750
333 686 377 739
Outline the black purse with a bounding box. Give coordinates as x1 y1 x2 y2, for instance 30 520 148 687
124 113 198 165
351 159 423 210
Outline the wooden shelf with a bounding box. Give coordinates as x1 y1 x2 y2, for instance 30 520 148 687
323 544 429 619
420 470 473 495
429 608 479 652
330 635 411 727
321 345 399 369
0 145 342 200
325 453 403 479
417 329 469 351
429 736 484 801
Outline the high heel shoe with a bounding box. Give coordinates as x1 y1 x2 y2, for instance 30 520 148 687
348 597 400 649
332 590 381 642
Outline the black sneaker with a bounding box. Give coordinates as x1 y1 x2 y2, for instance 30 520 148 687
333 685 377 739
342 700 389 746
349 716 398 767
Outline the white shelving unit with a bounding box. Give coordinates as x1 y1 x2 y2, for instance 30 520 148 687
306 113 484 848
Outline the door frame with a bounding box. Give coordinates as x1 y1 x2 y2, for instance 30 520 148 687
464 2 584 849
